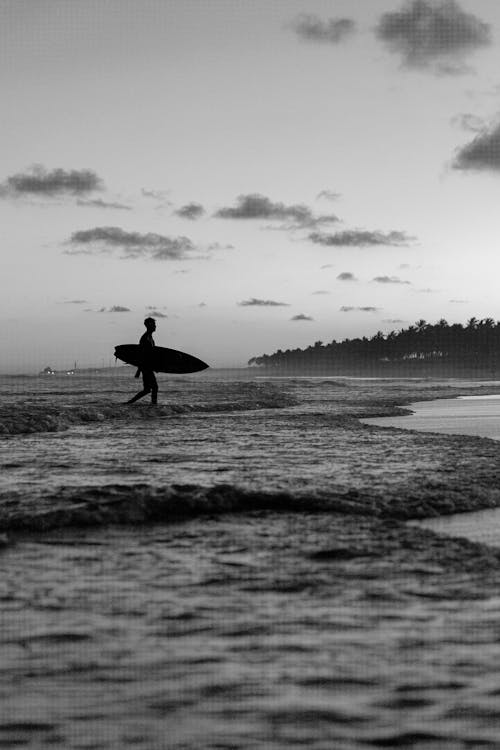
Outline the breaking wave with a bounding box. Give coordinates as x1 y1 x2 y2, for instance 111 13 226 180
1 482 369 533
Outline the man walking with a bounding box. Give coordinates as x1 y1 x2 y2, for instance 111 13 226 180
126 317 158 404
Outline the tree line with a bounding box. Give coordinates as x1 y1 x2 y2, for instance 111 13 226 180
248 318 500 373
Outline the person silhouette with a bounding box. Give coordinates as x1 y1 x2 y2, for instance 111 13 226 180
126 317 158 404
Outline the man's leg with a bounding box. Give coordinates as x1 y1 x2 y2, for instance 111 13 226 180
151 373 158 404
127 387 150 404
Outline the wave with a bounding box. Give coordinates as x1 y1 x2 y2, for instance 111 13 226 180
0 482 371 533
0 386 298 436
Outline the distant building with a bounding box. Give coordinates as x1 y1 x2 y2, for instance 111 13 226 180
39 365 75 375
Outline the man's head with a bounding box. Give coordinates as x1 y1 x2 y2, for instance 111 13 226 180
144 317 156 332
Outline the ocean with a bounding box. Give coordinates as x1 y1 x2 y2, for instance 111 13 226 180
364 395 500 551
3 370 500 749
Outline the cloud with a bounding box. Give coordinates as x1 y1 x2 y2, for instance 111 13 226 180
452 122 500 172
238 298 290 307
145 310 167 318
320 263 335 269
376 0 491 74
373 275 411 284
337 272 357 281
291 14 356 43
451 113 486 133
449 298 469 303
63 299 87 304
175 202 205 220
207 242 234 251
65 226 195 260
0 165 104 198
141 188 170 201
214 193 338 227
77 198 131 210
340 306 380 312
141 188 172 210
383 318 408 323
310 229 414 247
317 189 342 202
312 290 330 295
291 314 314 321
310 214 341 228
99 306 131 313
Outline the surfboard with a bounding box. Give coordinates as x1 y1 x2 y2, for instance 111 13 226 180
114 344 209 374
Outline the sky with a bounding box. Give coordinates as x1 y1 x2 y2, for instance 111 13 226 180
1 0 500 372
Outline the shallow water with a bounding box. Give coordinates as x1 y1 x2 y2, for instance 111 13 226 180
362 395 500 441
363 396 500 549
3 372 500 748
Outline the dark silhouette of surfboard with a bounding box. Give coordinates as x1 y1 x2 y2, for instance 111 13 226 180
114 344 209 374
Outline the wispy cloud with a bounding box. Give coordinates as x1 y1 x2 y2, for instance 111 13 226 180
215 193 338 228
291 314 314 321
141 188 170 201
238 298 290 307
175 202 205 220
449 298 469 303
451 113 486 133
145 310 168 318
0 165 103 198
62 299 87 304
373 275 411 284
340 306 380 312
141 188 172 209
291 14 356 44
376 0 491 74
310 229 414 247
207 242 234 251
316 189 342 202
312 290 330 295
77 198 131 210
337 272 357 281
452 121 500 172
383 318 408 323
65 226 195 260
99 305 131 313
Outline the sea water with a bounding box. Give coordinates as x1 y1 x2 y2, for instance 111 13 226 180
364 396 500 549
3 372 500 749
363 395 500 441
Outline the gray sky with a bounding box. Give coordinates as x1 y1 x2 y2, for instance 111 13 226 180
2 0 500 371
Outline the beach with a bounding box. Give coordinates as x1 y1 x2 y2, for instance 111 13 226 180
3 372 500 748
